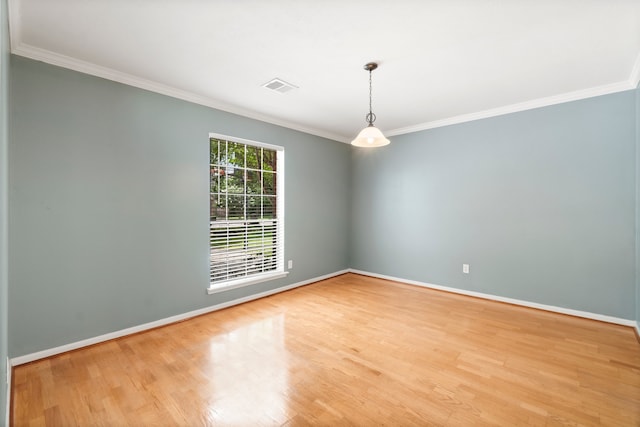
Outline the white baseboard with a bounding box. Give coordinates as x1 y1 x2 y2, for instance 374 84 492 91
11 269 349 366
636 322 640 339
5 357 10 427
349 269 637 327
10 268 635 367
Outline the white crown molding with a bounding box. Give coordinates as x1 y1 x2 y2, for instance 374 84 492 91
349 269 637 327
10 42 350 144
7 19 640 143
10 269 349 366
7 0 20 52
629 51 640 88
385 80 635 137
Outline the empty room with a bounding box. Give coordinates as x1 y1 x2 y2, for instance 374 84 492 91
1 1 640 425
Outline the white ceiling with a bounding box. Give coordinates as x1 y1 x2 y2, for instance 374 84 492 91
9 0 640 143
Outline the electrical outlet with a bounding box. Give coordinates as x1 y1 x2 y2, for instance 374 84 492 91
288 260 293 270
463 264 470 274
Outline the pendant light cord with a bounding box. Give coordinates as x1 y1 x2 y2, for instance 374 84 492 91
366 68 376 126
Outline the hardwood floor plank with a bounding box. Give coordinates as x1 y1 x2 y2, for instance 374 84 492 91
12 273 640 426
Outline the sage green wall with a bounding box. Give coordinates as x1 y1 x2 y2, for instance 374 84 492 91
8 56 351 357
636 83 640 328
7 53 640 360
351 91 636 319
0 0 9 422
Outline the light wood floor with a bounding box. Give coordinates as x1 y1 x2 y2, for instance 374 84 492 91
12 273 640 426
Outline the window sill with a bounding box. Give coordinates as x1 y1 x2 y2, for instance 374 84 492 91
207 271 289 295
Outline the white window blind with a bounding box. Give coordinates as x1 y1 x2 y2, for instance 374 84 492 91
209 135 285 292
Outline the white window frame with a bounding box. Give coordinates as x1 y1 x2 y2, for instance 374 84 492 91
207 133 287 294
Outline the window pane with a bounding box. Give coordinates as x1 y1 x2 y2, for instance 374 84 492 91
247 196 261 219
210 167 224 194
226 168 245 194
212 194 226 220
228 226 246 249
246 170 261 194
227 195 245 219
219 140 229 166
210 226 227 250
263 149 277 172
262 196 276 218
210 193 217 221
247 228 264 248
227 142 245 168
246 145 260 169
262 228 275 258
209 167 216 192
263 172 275 195
210 139 221 165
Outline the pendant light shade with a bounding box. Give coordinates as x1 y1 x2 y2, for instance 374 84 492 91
351 125 390 147
351 62 390 148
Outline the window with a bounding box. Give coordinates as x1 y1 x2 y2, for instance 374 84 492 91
208 134 286 294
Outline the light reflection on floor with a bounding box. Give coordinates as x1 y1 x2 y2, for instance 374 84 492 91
206 313 289 426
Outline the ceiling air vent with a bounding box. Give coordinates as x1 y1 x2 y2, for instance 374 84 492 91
262 78 298 94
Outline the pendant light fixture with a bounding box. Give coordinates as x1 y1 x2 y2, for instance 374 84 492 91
351 62 390 147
